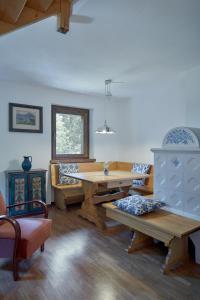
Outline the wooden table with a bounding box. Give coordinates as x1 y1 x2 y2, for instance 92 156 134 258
103 202 200 273
67 171 149 230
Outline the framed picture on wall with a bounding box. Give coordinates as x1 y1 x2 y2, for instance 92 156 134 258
9 103 43 133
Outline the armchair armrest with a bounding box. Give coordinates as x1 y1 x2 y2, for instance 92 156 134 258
0 216 21 281
0 215 21 239
7 200 48 218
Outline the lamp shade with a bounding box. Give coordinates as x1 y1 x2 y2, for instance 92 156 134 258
95 79 116 135
95 120 116 134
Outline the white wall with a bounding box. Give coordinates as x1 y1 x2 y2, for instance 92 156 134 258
0 81 120 203
116 68 200 163
1 66 200 203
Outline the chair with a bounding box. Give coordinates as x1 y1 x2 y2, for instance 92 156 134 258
0 192 52 280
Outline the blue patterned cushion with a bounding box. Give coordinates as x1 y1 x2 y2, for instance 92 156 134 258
132 163 150 186
59 163 80 185
113 195 165 216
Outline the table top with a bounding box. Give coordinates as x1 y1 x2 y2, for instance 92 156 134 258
66 171 149 184
103 202 200 238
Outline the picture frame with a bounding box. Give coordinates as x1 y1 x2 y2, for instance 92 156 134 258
9 103 43 133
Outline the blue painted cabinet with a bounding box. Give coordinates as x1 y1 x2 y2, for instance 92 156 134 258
6 169 47 216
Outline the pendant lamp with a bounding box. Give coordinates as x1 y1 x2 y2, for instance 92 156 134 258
95 79 116 134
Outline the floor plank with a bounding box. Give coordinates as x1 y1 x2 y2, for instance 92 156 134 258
0 206 200 300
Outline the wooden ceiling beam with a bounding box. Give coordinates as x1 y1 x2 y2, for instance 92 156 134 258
0 1 60 35
57 0 72 33
26 0 54 13
0 0 72 35
0 1 5 19
0 0 27 23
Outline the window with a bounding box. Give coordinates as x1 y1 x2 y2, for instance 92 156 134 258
52 105 89 160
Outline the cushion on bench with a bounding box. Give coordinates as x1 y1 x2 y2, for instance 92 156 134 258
132 163 150 186
113 195 165 216
59 163 80 185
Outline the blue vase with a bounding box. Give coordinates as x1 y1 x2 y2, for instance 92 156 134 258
104 168 109 176
22 156 32 171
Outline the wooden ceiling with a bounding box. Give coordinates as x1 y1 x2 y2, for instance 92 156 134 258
0 0 72 35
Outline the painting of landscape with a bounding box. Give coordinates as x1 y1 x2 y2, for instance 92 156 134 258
9 103 43 133
16 110 36 126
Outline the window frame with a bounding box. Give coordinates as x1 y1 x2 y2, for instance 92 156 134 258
51 105 89 161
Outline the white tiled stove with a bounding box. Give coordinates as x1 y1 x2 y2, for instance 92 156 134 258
151 127 200 263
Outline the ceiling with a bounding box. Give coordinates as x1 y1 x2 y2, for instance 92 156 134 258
0 0 200 97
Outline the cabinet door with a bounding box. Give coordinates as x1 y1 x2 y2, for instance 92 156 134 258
28 172 46 213
8 173 28 216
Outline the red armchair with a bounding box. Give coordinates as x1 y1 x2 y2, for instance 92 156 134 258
0 192 52 280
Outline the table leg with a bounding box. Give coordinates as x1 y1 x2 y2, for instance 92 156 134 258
128 230 154 253
78 181 106 231
162 236 189 274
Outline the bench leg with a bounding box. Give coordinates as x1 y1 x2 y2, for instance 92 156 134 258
128 230 154 253
162 236 189 274
54 190 66 210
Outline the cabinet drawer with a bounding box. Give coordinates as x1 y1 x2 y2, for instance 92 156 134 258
107 180 132 189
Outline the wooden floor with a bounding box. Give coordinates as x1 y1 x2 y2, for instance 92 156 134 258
1 206 200 300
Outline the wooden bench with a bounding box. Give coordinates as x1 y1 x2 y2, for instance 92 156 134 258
103 202 200 273
50 161 153 210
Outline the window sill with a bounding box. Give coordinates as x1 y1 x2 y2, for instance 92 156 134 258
50 158 96 164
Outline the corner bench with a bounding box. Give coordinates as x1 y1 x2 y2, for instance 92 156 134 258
103 202 200 273
51 162 103 209
50 161 153 210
